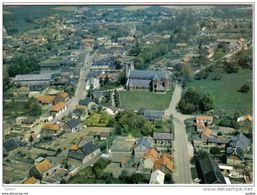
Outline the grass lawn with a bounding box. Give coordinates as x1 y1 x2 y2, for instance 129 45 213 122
119 89 173 110
188 69 252 114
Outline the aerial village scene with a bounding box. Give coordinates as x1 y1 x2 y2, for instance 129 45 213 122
2 5 253 185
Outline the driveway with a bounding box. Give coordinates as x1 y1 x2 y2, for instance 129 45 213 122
164 84 194 184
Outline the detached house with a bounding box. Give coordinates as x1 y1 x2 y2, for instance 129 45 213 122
30 157 58 179
226 133 250 166
37 95 55 105
196 116 213 126
50 102 66 116
23 176 40 184
196 156 226 184
66 118 82 133
144 148 158 170
149 169 165 184
54 92 69 104
126 70 170 93
41 123 62 135
153 132 173 145
67 142 101 164
134 136 155 160
154 154 174 174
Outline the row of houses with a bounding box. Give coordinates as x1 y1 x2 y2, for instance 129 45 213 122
192 115 252 184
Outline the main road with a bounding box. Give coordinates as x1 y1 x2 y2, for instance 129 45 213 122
53 51 95 123
164 84 194 184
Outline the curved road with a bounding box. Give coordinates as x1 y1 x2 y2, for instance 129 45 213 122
164 84 194 184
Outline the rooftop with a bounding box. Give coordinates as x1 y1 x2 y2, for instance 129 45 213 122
144 148 158 162
42 123 61 132
35 159 53 173
154 154 174 173
153 132 173 140
23 177 38 184
129 70 168 80
37 95 55 104
197 156 226 184
50 102 66 112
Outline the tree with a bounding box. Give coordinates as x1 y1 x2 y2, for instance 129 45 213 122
164 174 175 184
223 60 239 73
181 64 193 82
130 173 145 184
29 135 34 143
118 71 127 86
210 147 220 155
235 48 252 69
178 88 202 114
193 149 208 162
239 83 250 93
101 173 113 184
87 84 94 98
115 60 122 69
141 121 154 136
199 93 214 113
25 97 42 116
104 75 110 86
8 54 40 77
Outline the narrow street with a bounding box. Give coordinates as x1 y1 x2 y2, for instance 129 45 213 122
164 84 194 184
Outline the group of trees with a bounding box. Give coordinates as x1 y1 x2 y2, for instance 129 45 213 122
218 113 240 129
223 48 252 74
25 97 42 116
109 110 155 136
129 38 175 70
113 89 120 107
99 75 110 88
8 54 40 77
178 88 214 114
119 171 145 184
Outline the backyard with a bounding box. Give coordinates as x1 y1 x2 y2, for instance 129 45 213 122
188 69 252 114
119 89 173 110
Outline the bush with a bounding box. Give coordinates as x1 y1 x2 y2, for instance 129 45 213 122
211 72 222 80
199 93 214 113
223 60 239 73
239 83 250 93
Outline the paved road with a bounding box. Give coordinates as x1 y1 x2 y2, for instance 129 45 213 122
52 51 94 123
164 84 194 184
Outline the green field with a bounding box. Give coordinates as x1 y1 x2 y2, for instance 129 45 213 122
3 5 78 34
119 89 173 110
188 69 253 114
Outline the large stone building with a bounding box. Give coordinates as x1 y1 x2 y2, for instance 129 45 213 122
126 69 170 93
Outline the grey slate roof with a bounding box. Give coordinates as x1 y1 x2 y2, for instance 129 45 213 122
153 132 173 140
197 156 226 184
67 142 99 161
207 137 229 144
129 70 168 80
226 133 250 161
81 142 99 156
229 133 250 151
14 73 52 82
66 119 81 129
3 138 21 152
144 110 164 120
79 97 93 106
128 79 151 88
135 136 154 151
